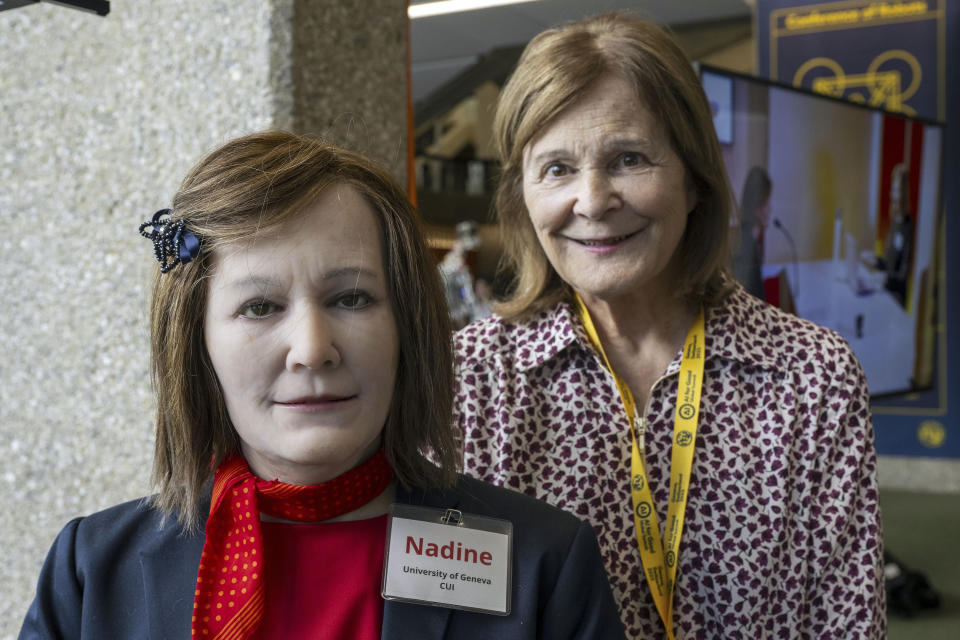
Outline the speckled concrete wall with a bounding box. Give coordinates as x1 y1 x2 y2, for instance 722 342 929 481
0 1 407 636
292 0 410 178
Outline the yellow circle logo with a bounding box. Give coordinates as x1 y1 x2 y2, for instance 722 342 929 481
678 404 696 420
917 421 946 448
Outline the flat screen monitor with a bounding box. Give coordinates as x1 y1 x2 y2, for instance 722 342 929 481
699 64 944 397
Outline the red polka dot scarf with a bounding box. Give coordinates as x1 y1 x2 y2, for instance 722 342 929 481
191 450 394 639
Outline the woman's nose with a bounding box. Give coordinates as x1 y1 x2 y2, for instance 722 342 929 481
572 170 621 219
284 305 341 371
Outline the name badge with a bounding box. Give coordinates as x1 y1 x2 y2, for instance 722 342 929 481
381 504 512 615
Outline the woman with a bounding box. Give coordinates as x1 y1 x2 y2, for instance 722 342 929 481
20 132 624 639
732 166 772 300
883 162 913 306
454 13 884 639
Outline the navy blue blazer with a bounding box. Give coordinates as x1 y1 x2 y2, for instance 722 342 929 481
20 475 625 639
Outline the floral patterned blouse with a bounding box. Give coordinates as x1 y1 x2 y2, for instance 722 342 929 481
454 284 885 639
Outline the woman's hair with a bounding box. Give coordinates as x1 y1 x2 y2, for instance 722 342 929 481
739 166 772 229
890 162 910 217
492 12 735 319
149 131 458 529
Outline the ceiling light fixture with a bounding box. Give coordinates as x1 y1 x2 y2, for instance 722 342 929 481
0 0 108 14
409 0 543 20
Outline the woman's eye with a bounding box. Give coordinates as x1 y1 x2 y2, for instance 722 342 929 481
617 152 643 168
545 163 570 178
335 291 373 310
238 300 279 318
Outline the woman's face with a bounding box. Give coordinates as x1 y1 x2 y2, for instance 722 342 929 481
758 195 772 229
521 74 695 302
203 184 399 484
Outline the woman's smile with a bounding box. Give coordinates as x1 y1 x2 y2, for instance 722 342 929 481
565 228 644 252
273 394 359 411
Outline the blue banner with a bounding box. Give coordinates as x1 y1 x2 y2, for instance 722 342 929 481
760 0 946 118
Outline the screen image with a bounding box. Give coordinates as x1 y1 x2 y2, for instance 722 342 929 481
700 65 944 397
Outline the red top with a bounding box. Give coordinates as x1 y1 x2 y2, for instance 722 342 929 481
250 514 389 640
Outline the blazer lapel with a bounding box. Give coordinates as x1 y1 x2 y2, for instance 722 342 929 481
140 504 207 640
382 599 454 640
380 483 463 640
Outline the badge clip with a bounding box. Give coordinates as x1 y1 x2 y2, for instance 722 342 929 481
441 508 463 526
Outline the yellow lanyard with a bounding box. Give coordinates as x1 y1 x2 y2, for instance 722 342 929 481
576 295 705 640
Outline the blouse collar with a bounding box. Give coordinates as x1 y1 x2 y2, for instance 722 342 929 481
513 283 785 375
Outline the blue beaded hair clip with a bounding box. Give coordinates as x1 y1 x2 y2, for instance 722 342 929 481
138 209 201 273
